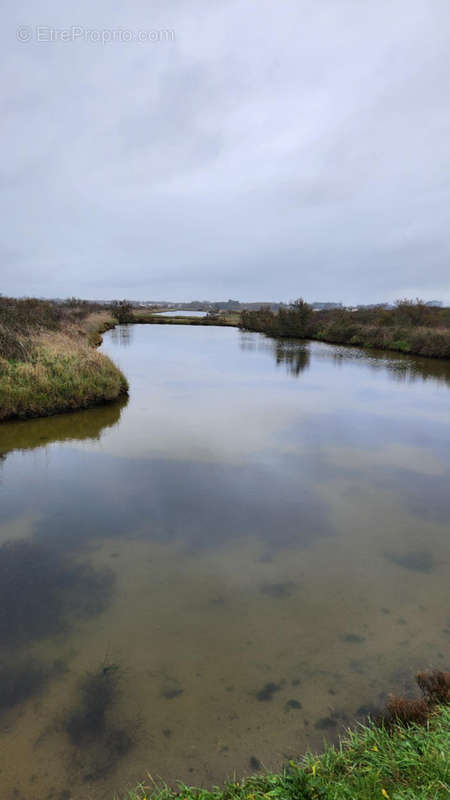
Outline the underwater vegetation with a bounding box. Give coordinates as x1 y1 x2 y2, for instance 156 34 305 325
260 582 296 598
385 549 434 573
66 664 120 746
0 539 114 647
314 710 348 730
161 687 184 700
315 715 338 730
160 673 184 700
341 633 366 644
355 703 380 721
64 662 134 782
255 682 282 702
285 699 302 711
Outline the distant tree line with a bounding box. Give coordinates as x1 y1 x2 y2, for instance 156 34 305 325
240 298 450 359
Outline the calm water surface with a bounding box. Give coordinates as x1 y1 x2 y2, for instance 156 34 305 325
1 325 449 799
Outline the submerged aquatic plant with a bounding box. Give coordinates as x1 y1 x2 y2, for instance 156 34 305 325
384 549 434 573
255 681 282 702
66 664 120 746
64 662 135 782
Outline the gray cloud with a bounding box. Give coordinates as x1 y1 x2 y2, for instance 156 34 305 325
1 0 450 302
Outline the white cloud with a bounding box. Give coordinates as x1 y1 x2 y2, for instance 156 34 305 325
1 0 450 302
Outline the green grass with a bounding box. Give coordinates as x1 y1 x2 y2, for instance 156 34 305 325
0 301 128 421
0 338 128 420
119 706 450 800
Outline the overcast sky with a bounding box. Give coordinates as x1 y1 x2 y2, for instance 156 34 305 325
2 0 450 303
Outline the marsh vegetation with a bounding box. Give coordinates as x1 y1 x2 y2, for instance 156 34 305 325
0 296 128 420
241 298 450 359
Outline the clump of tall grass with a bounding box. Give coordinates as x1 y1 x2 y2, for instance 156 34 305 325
0 296 128 420
0 335 128 420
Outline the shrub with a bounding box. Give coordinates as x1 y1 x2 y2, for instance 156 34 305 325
110 300 134 324
381 670 450 728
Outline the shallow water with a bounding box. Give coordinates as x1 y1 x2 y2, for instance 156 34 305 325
0 325 449 799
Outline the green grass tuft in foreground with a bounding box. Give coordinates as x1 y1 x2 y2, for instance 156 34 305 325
119 705 450 800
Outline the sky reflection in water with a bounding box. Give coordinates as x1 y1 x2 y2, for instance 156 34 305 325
0 325 449 799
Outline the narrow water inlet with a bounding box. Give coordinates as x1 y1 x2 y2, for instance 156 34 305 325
0 324 449 799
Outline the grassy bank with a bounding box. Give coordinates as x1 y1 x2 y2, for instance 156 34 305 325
0 297 128 421
241 300 450 359
121 706 449 800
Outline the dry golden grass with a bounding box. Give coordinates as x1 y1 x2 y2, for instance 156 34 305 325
0 320 128 421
